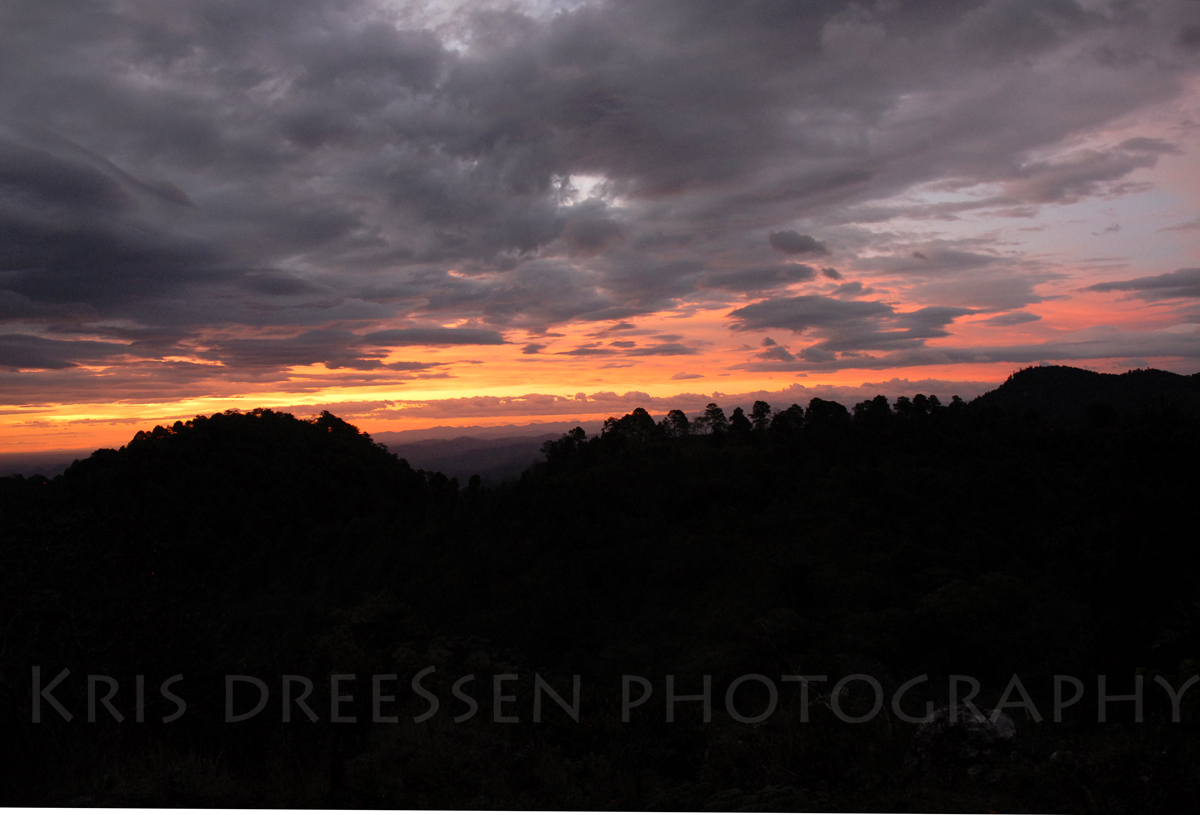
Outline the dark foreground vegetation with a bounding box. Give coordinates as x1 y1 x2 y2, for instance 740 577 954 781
1 365 1198 811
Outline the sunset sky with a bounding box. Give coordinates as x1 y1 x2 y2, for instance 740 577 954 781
4 0 1200 453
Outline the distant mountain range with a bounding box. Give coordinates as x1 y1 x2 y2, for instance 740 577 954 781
377 433 564 485
5 366 1200 479
0 448 95 479
372 419 606 444
371 420 606 485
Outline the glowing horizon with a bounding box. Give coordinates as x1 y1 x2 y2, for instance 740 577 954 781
3 1 1200 455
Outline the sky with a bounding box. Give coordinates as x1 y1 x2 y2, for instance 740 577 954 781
4 0 1200 453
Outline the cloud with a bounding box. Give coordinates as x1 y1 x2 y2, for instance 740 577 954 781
202 329 382 370
866 245 1007 277
833 281 867 297
0 134 227 314
1181 23 1200 51
1117 137 1181 155
768 231 828 255
907 273 1048 311
729 294 975 363
1158 217 1200 233
734 324 1200 374
729 295 894 334
0 333 134 371
200 327 483 371
982 311 1042 327
557 346 617 356
1085 268 1200 300
627 342 697 356
671 372 703 380
1 0 1198 400
363 328 507 346
561 212 623 257
700 265 816 292
1004 146 1167 204
757 339 796 362
240 272 326 297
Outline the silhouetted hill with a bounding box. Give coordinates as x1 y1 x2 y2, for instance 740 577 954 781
52 407 439 539
3 379 1200 811
972 365 1200 421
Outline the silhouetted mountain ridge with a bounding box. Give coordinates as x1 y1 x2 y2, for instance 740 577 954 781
3 365 1200 810
972 365 1200 420
53 407 436 535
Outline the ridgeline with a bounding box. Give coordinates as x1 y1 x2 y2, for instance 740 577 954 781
1 366 1198 811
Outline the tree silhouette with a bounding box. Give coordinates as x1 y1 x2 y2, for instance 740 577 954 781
852 395 892 428
602 407 659 443
770 403 805 433
729 406 752 434
804 397 849 429
750 400 772 431
660 409 691 438
695 402 728 434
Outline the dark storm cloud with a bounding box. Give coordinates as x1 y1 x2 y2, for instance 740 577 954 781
0 333 133 371
575 307 649 322
561 202 624 257
768 231 828 256
833 281 868 297
0 133 226 310
0 0 1197 382
473 261 615 328
1085 268 1200 300
362 327 508 346
196 323 503 372
202 329 383 370
868 246 1008 276
700 265 817 292
202 327 462 371
737 327 1200 374
626 343 697 356
729 294 974 357
728 295 894 334
757 337 796 363
1182 23 1200 51
240 272 327 297
558 346 617 356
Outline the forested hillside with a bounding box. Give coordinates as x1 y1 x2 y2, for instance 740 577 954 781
1 367 1198 811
